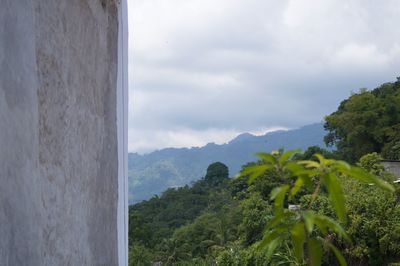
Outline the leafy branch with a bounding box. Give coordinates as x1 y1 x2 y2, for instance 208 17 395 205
241 150 394 266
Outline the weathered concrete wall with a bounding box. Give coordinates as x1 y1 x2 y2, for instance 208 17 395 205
382 160 400 178
0 1 42 264
0 0 126 265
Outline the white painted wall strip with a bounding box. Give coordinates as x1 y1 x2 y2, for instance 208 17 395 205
117 0 128 265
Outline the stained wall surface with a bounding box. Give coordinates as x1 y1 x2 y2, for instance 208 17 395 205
0 1 123 265
382 161 400 178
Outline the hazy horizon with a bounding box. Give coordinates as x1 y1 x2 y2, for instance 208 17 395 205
130 125 292 154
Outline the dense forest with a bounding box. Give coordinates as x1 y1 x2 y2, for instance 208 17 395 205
128 79 400 265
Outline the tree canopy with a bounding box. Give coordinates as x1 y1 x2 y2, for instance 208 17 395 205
324 80 400 162
204 162 229 186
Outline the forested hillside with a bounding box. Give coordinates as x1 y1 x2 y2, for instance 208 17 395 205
129 79 400 266
129 123 327 203
129 152 400 265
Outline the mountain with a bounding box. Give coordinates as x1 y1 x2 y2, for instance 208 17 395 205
128 123 328 204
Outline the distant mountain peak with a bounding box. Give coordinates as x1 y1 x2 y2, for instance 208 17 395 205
229 132 255 144
205 142 217 146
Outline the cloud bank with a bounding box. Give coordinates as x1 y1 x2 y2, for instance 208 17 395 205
128 0 400 153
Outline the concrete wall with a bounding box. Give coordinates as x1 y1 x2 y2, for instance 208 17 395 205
0 1 127 265
382 161 400 178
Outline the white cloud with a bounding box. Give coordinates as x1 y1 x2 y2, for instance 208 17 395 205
333 43 385 66
127 0 400 153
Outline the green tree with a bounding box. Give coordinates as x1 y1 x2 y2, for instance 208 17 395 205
216 244 271 266
204 162 229 186
294 146 338 161
172 212 220 258
239 193 272 245
324 80 400 162
128 243 153 266
357 152 385 176
128 211 152 247
343 154 400 265
157 238 192 265
343 179 400 265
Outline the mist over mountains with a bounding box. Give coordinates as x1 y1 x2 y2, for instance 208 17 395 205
128 123 328 204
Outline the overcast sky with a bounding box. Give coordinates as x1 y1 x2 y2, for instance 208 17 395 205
127 0 400 153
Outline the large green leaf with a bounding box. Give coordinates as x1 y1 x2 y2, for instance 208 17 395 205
291 222 306 261
325 241 348 266
340 166 394 192
285 163 315 189
302 210 315 233
285 161 305 173
265 238 280 261
324 173 346 223
279 150 300 165
313 214 350 242
258 226 287 250
308 238 322 266
263 211 293 232
290 177 304 198
314 154 327 165
241 164 270 184
256 152 278 165
298 160 321 169
270 185 289 215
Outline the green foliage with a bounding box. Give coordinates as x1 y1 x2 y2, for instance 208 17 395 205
293 146 338 161
156 238 192 265
299 194 334 217
216 244 272 266
239 193 272 245
128 179 216 247
324 81 400 162
357 152 385 176
129 168 231 246
342 157 400 265
128 243 153 266
129 150 399 265
343 178 400 265
128 211 152 247
241 150 395 266
385 140 400 160
128 162 242 265
204 162 229 186
172 210 239 259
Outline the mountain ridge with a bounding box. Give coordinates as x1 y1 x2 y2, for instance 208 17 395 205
129 122 328 204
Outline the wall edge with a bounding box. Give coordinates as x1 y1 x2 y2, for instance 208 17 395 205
117 0 129 265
